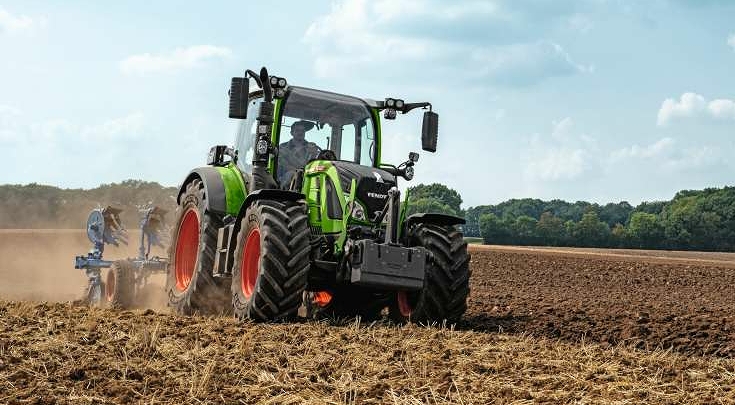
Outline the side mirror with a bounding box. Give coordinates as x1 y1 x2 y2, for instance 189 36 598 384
421 111 438 152
228 77 249 119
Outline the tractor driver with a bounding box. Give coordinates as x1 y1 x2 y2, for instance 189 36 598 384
277 120 320 186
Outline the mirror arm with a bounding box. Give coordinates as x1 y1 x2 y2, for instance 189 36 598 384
402 102 432 114
245 69 262 89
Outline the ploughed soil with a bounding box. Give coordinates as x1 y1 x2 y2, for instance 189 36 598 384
464 246 735 357
1 232 735 403
0 301 733 404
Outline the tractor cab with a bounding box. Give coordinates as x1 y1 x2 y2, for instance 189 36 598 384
234 86 378 187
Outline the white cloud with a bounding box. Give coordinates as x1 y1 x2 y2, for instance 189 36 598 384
707 98 735 120
526 146 587 180
728 33 735 50
551 117 574 141
7 113 145 145
0 105 22 142
471 41 591 86
0 112 155 185
656 92 735 125
524 118 596 181
303 0 590 85
607 138 722 173
609 137 674 161
0 7 34 34
80 112 145 141
568 13 593 34
0 105 21 117
120 45 232 75
656 92 705 125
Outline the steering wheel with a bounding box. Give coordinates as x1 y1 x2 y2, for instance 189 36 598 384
315 149 337 161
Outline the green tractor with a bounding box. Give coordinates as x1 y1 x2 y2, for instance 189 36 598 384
167 67 470 323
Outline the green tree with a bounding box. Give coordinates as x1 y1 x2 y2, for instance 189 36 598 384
536 212 565 246
598 202 634 227
627 212 663 248
610 223 628 248
406 197 457 217
407 183 463 215
479 213 509 244
463 205 494 237
513 215 538 245
573 212 611 247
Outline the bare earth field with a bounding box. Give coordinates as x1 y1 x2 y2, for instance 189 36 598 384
0 231 734 403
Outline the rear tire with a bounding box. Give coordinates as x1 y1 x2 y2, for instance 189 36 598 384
231 199 310 322
167 179 228 315
389 224 470 324
106 260 136 309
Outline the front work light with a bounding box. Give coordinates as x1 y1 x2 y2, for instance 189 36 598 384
256 139 269 155
404 165 414 180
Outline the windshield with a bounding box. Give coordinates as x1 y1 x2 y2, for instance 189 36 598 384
277 87 376 185
234 95 263 173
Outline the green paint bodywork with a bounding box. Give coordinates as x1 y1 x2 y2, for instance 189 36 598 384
215 163 247 216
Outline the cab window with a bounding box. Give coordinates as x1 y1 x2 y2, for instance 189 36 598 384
234 96 262 173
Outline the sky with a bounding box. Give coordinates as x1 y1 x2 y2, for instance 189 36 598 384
1 0 734 208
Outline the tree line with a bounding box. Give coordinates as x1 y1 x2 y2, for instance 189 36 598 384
4 180 735 252
0 180 177 229
407 183 735 252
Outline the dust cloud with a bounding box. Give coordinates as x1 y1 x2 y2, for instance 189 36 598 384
0 229 169 310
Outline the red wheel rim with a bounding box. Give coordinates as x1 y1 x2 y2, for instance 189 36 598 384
106 269 115 302
397 291 413 317
174 208 200 291
240 228 261 298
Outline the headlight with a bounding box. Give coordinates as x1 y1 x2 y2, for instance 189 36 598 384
404 165 414 180
256 139 269 155
350 202 366 221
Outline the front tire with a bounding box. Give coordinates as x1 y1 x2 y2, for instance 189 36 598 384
231 199 310 322
389 224 470 324
167 179 228 315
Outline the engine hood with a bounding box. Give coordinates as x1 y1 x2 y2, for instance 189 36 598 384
331 161 396 219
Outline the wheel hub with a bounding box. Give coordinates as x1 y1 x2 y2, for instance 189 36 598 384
174 208 200 291
241 228 261 298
